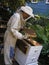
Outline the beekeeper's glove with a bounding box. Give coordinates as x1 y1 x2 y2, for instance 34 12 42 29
23 34 29 39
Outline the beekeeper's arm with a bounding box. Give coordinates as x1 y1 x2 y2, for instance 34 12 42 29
10 13 26 39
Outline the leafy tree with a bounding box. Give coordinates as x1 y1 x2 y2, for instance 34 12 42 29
0 0 30 12
0 0 30 20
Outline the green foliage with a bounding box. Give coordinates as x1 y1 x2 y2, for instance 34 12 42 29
0 0 27 12
26 15 49 55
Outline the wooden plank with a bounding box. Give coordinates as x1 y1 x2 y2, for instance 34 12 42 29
27 39 41 46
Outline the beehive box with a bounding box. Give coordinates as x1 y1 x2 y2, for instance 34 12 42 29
15 39 43 65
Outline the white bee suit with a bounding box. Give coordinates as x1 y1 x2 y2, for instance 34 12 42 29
4 13 25 65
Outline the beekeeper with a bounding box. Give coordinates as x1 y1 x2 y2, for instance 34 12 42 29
4 6 34 65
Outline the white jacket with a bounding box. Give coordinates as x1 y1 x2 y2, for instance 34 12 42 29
4 13 24 47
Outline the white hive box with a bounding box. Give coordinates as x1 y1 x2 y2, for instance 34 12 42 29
15 39 43 65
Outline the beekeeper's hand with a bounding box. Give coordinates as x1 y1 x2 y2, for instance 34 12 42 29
23 34 29 39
